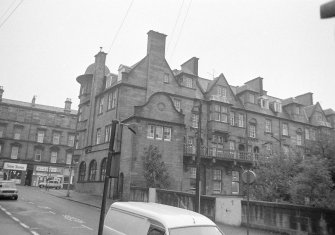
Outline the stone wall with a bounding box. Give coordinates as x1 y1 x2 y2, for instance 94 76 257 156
242 200 335 235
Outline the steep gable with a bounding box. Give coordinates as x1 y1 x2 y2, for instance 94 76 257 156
134 92 185 125
206 74 244 109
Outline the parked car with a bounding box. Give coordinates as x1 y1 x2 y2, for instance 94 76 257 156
38 180 62 189
0 180 18 200
104 202 224 235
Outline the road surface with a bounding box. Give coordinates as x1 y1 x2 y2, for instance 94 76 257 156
0 186 99 235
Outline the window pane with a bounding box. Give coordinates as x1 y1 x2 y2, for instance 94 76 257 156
11 146 19 159
213 181 221 193
37 131 44 143
155 126 163 140
96 129 101 144
190 167 196 179
68 135 75 146
232 182 239 194
112 91 117 109
220 114 228 123
35 149 42 161
53 133 60 145
213 169 221 180
51 151 57 163
232 171 239 181
163 127 171 141
66 153 72 165
147 125 154 139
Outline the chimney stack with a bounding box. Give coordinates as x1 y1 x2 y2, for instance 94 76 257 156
147 30 167 58
181 57 199 76
64 98 72 113
0 86 4 102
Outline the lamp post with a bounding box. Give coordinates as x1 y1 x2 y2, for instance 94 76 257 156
97 120 136 235
66 163 72 197
195 101 202 213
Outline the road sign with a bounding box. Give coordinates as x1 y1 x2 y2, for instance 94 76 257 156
242 170 256 184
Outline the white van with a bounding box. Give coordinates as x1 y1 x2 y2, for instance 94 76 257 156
103 202 224 235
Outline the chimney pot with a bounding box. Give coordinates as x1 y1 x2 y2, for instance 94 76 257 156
64 98 72 112
31 95 36 107
0 86 4 102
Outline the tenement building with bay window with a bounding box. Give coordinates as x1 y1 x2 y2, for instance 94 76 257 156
74 30 335 199
0 87 77 188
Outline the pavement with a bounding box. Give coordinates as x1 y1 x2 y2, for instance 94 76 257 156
44 187 279 235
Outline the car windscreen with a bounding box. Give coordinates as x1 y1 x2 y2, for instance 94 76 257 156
0 182 16 188
169 226 223 235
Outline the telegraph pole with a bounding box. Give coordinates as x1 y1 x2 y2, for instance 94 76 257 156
98 120 118 235
195 101 202 213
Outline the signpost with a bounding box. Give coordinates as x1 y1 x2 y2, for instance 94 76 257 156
242 170 256 235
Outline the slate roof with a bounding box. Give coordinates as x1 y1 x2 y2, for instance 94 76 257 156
2 98 77 115
324 108 335 116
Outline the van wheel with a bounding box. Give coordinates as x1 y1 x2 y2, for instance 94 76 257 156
13 196 18 200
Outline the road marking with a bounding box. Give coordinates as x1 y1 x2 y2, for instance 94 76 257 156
38 205 51 209
48 211 56 214
28 202 35 204
81 224 93 230
63 214 84 224
20 222 30 229
0 204 39 235
5 211 12 216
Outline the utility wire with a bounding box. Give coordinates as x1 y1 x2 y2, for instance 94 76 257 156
169 0 193 61
0 0 18 22
167 0 185 53
107 0 135 54
0 0 24 30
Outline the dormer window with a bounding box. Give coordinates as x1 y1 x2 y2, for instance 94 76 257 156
295 106 300 115
184 77 193 88
249 93 256 104
259 98 269 109
273 101 282 113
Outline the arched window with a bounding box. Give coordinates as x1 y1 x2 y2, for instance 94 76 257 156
78 161 86 182
88 160 97 181
100 158 107 181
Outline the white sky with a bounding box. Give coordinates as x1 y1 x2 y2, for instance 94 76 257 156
0 0 334 111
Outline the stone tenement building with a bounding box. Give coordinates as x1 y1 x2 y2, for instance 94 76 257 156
74 30 335 199
0 87 77 187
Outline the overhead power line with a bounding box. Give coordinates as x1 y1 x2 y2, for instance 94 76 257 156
0 0 24 30
169 0 193 61
107 0 135 54
0 0 18 22
167 0 185 53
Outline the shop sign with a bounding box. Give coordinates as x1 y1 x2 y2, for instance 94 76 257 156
4 162 27 171
35 166 61 173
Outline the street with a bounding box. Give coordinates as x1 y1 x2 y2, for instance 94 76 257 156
0 186 99 235
0 186 278 235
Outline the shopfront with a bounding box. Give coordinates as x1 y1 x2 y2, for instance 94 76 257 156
2 162 27 184
32 165 64 187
